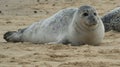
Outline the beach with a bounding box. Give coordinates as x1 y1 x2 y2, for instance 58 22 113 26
0 0 120 67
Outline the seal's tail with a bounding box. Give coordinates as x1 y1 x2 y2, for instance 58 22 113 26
4 28 26 42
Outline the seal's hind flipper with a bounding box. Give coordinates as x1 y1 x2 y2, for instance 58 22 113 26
4 28 27 42
4 31 21 42
4 31 22 42
4 31 16 42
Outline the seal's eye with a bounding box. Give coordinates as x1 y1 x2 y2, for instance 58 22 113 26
83 13 88 16
94 13 97 16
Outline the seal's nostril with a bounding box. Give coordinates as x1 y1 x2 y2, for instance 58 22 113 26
94 13 97 16
83 13 88 16
92 18 96 22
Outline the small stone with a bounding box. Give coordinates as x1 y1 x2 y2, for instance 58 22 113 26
34 11 37 13
6 21 12 24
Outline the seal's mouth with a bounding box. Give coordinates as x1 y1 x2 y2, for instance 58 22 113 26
85 22 98 27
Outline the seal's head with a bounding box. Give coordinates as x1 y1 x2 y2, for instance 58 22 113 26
76 5 101 27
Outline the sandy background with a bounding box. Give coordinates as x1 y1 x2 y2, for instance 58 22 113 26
0 0 120 67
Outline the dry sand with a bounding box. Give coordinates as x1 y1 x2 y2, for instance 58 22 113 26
0 0 120 67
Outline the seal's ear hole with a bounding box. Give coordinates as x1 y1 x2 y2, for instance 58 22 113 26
94 13 97 16
83 13 88 16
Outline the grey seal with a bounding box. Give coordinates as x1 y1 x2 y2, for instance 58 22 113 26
102 7 120 32
4 5 105 46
